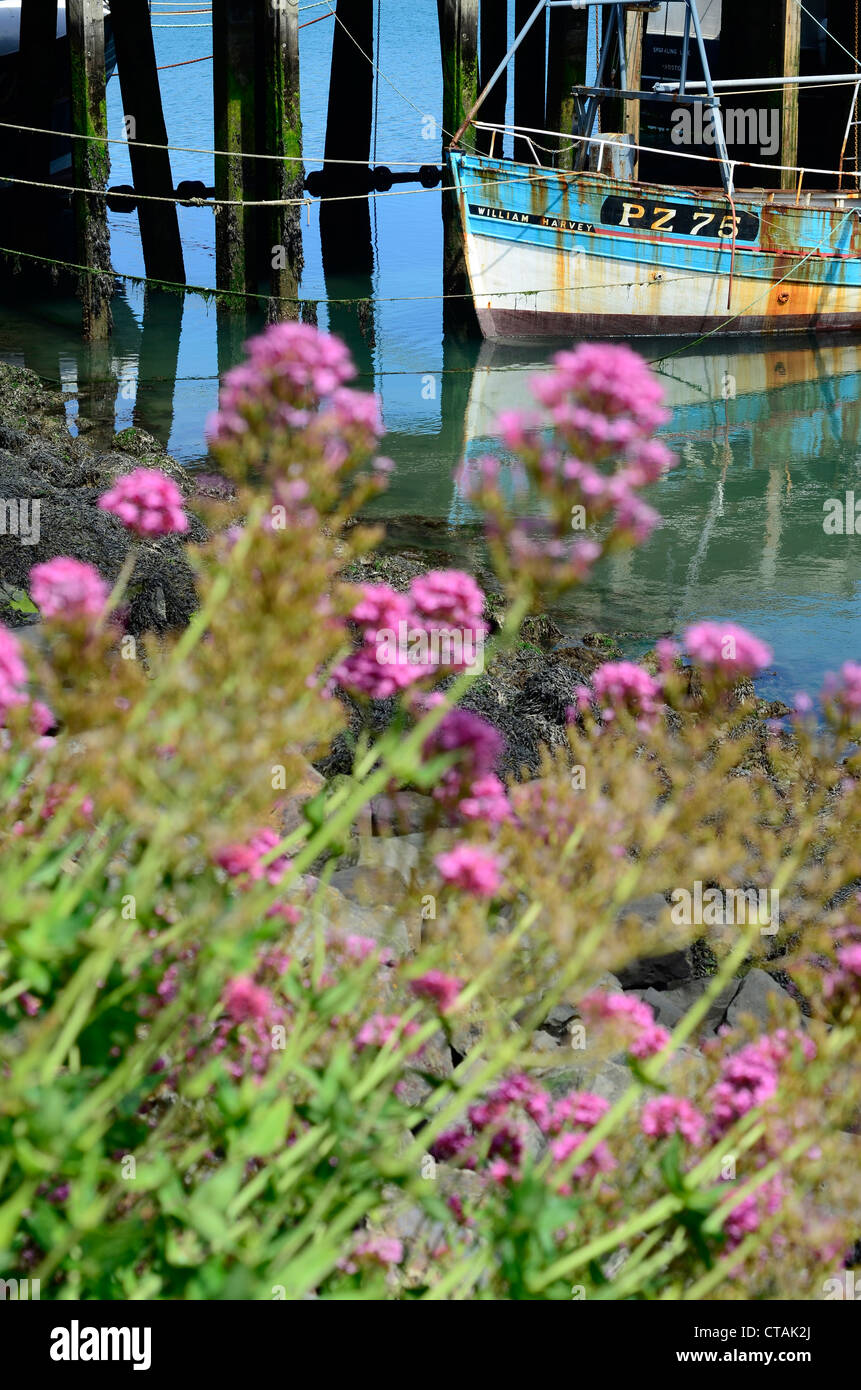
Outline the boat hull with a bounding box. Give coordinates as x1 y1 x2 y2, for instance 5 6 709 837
449 151 861 341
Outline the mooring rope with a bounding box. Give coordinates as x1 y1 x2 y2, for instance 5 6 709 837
0 118 435 168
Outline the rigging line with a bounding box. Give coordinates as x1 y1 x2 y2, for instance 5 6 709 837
649 209 857 367
0 119 435 168
322 0 455 140
158 55 212 70
793 0 861 71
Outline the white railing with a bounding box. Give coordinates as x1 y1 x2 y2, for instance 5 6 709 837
469 120 861 201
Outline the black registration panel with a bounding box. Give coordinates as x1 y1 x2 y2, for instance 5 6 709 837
600 196 759 242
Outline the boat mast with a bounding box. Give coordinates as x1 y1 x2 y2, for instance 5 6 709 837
450 0 735 193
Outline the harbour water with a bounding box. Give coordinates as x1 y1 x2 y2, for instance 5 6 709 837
0 8 859 701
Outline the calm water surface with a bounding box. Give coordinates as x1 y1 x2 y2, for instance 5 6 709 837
0 7 859 701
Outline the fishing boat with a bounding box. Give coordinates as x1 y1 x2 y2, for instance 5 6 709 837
448 0 861 340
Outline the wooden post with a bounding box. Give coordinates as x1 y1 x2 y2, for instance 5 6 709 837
439 0 479 151
111 0 185 286
67 0 111 340
546 3 588 169
514 0 545 163
439 0 479 335
623 7 645 176
780 0 803 190
16 2 58 258
477 0 507 156
320 0 375 275
257 0 303 315
213 0 257 299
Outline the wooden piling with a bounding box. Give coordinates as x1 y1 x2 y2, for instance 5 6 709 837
477 0 507 156
439 0 479 335
320 0 375 275
514 0 545 163
213 0 257 298
111 0 185 286
780 0 802 190
16 2 58 258
257 0 303 314
439 0 479 151
622 7 645 175
546 4 588 169
67 0 111 340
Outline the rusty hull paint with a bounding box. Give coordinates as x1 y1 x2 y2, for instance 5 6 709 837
452 151 861 340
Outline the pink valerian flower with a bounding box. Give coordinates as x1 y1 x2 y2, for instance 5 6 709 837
222 976 273 1024
98 468 188 537
837 943 861 978
409 971 463 1014
624 439 677 487
641 1096 706 1146
423 708 505 809
328 387 383 442
708 1044 779 1137
531 343 670 434
352 1234 403 1267
29 557 109 621
457 773 512 825
822 661 861 720
436 845 502 898
578 990 671 1060
207 321 357 444
722 1174 785 1249
592 661 662 721
348 584 412 642
355 1013 418 1052
684 622 773 678
213 827 290 887
0 625 28 723
332 642 432 699
409 570 486 633
429 1125 475 1165
549 1130 617 1186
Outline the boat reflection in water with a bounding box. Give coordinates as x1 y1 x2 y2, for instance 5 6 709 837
449 334 861 701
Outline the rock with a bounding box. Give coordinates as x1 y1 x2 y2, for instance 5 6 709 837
544 1058 634 1106
370 791 435 835
276 759 326 836
291 879 412 959
661 978 743 1039
634 987 687 1031
542 1002 578 1037
616 947 694 990
725 969 797 1030
356 833 426 885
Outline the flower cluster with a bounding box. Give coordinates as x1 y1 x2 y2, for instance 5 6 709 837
435 844 502 898
29 558 108 622
213 828 291 888
684 622 773 679
461 342 676 594
430 1074 615 1191
99 468 188 537
422 708 510 824
578 990 671 1060
208 322 357 444
590 659 663 724
333 571 488 699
